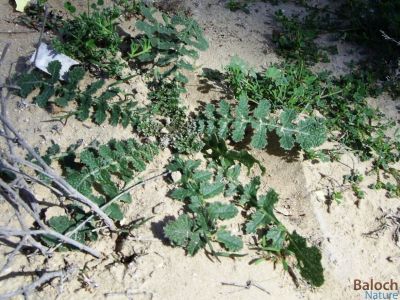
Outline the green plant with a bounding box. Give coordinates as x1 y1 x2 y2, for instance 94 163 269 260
224 57 399 197
198 96 326 151
131 4 208 85
202 134 266 175
34 137 159 246
344 171 365 201
225 57 331 108
147 82 205 153
17 61 86 107
272 10 332 64
164 157 324 286
42 204 99 248
16 1 63 31
169 120 205 154
332 191 343 204
113 0 140 17
272 0 400 96
147 82 186 124
338 0 400 62
5 1 334 291
16 60 157 130
164 158 243 257
226 0 250 13
370 167 400 198
52 1 124 76
16 61 205 155
225 57 400 197
65 139 158 204
239 180 324 287
128 38 152 59
55 138 158 217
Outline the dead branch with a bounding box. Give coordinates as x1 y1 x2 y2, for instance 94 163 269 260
0 235 28 275
49 171 170 253
0 178 100 258
0 160 63 196
0 115 116 229
0 114 116 230
0 266 76 300
381 30 400 47
0 227 100 258
0 41 103 279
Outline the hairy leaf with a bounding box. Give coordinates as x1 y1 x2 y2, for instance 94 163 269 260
164 214 193 246
216 230 243 252
232 95 249 142
200 181 225 199
239 176 260 206
193 170 213 182
245 210 268 233
199 96 326 151
48 216 75 234
105 203 123 221
296 118 327 150
207 202 238 220
170 188 195 201
217 100 231 139
266 224 286 250
246 189 279 233
187 231 205 255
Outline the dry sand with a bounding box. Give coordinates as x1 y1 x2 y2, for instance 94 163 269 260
0 1 399 300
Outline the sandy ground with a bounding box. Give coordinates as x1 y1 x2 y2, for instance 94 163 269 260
0 1 399 300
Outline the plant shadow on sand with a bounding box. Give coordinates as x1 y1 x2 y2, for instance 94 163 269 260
196 68 234 98
150 216 176 245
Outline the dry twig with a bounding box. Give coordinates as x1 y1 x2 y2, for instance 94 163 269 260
0 266 77 300
0 41 105 299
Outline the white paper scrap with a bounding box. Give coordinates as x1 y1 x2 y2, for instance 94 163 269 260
30 43 80 80
15 0 31 12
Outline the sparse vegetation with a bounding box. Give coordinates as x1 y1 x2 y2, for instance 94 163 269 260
1 0 399 298
224 57 399 196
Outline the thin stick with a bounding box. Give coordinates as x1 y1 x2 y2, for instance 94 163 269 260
49 171 170 253
0 236 28 275
0 267 76 300
0 178 46 227
32 5 48 67
0 31 36 34
0 228 100 258
0 43 11 68
0 43 15 159
13 206 49 256
0 161 64 196
221 280 270 295
0 180 100 258
381 30 400 47
0 114 116 230
0 84 21 90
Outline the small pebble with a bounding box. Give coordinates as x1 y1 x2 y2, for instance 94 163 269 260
171 171 182 183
